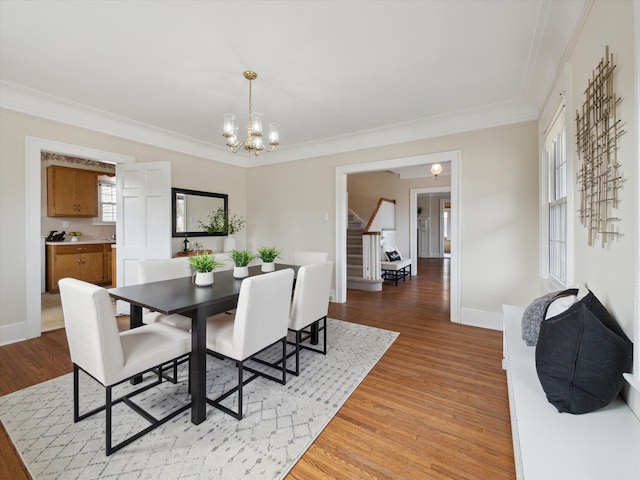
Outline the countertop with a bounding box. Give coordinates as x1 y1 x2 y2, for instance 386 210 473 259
46 239 116 246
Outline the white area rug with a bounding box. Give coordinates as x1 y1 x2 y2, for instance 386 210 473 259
0 319 398 479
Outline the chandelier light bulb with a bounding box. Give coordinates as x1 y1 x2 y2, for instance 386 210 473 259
431 163 443 179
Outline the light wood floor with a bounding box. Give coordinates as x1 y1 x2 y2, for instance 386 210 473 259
0 258 515 479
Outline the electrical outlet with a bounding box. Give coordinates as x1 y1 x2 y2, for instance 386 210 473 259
62 221 69 228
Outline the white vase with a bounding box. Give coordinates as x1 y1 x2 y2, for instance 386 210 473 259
192 271 214 287
233 266 249 278
261 261 275 272
223 236 236 252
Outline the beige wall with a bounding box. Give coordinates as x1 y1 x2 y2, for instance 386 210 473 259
248 121 541 314
564 0 637 341
0 109 246 341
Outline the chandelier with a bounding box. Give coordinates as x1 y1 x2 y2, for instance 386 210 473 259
431 163 443 179
222 71 279 155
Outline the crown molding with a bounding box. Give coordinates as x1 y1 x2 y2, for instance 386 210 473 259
0 81 247 168
2 81 538 168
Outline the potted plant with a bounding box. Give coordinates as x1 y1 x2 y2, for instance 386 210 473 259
257 246 282 272
229 249 255 278
199 207 246 252
189 252 224 287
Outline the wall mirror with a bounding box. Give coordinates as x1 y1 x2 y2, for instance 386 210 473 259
172 188 228 237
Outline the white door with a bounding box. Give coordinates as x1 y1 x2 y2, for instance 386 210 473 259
115 162 171 313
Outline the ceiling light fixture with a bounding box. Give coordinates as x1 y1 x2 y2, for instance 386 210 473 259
222 70 279 156
431 163 443 179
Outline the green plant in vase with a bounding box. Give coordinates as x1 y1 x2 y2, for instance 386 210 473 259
257 246 282 272
229 249 255 278
189 253 224 286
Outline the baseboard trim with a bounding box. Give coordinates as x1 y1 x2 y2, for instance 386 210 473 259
0 321 28 346
460 308 503 331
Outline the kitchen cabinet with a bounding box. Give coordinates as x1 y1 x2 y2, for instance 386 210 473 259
47 165 99 217
46 244 111 292
104 246 112 285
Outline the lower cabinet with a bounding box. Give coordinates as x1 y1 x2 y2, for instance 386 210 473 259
47 244 112 292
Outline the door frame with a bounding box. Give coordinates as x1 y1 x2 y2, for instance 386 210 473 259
25 136 134 339
335 149 461 323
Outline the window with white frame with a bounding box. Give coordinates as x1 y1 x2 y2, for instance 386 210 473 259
546 112 567 285
97 175 116 224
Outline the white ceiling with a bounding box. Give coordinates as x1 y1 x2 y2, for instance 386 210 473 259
0 0 587 166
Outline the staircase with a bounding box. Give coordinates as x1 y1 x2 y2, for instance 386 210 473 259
346 210 383 292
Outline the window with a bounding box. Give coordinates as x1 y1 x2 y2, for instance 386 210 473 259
97 176 116 224
547 118 566 285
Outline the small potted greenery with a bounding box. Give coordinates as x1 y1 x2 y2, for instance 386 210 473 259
189 252 224 287
257 246 282 272
229 249 255 278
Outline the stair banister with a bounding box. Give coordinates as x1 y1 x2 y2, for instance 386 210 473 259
364 198 395 233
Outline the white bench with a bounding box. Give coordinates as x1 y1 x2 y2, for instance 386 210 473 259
502 305 640 480
380 258 412 286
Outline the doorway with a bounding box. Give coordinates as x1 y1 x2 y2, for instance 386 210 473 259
25 137 134 340
335 150 461 323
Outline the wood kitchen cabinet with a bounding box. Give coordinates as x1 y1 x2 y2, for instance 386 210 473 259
46 244 111 292
103 245 112 285
47 165 99 217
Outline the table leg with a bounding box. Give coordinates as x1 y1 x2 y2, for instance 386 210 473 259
190 310 207 424
130 305 143 384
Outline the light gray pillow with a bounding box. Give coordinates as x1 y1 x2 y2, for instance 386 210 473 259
521 291 562 346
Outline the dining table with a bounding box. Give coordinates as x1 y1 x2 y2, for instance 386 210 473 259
108 263 299 425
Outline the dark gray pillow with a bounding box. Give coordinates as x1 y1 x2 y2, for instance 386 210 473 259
535 291 633 414
521 289 577 346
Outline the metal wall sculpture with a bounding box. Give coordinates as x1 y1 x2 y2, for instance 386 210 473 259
575 46 624 247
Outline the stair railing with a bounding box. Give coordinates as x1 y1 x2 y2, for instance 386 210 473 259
364 197 395 233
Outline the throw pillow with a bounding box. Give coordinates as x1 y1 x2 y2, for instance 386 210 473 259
386 250 401 262
521 289 577 346
535 291 633 414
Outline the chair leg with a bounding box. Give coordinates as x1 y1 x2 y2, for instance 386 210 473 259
73 364 80 422
281 338 288 383
293 331 301 376
74 362 190 456
106 386 113 456
237 361 243 420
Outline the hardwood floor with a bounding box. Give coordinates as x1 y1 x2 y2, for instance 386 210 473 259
0 258 515 479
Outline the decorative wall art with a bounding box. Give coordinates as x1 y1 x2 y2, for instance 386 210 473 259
575 46 625 247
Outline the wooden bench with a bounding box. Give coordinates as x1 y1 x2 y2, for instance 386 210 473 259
380 259 412 286
502 305 640 479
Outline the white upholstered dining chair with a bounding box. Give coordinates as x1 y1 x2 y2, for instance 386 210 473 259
137 259 192 382
287 261 333 375
293 251 328 265
59 278 192 455
205 268 294 419
137 259 192 330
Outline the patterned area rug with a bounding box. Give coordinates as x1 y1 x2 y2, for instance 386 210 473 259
0 319 398 479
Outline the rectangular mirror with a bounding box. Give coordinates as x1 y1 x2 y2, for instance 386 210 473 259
172 188 229 237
